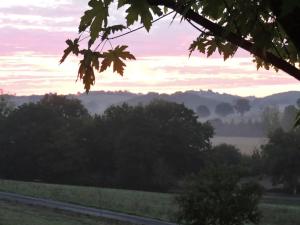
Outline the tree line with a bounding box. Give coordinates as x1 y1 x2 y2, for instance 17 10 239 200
0 94 214 191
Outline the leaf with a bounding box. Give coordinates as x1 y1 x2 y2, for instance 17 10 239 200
77 50 103 92
100 45 136 75
79 0 110 47
101 24 127 40
118 0 162 32
60 38 79 64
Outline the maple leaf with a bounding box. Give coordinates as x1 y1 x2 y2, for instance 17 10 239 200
100 45 136 75
79 0 109 47
101 24 127 40
118 0 162 31
60 39 79 64
77 50 103 92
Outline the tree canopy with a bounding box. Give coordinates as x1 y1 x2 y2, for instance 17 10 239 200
61 0 300 92
262 128 300 194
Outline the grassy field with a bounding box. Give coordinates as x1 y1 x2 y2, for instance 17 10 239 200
211 136 268 155
0 179 300 225
0 179 176 221
0 200 128 225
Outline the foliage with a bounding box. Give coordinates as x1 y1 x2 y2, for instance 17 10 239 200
234 98 251 116
176 166 263 225
0 97 213 191
0 95 14 119
61 0 300 92
206 144 242 167
261 106 281 135
261 128 300 194
215 102 234 117
196 105 210 118
281 105 298 131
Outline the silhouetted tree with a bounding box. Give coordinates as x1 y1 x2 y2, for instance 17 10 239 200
176 166 263 225
262 128 300 194
196 105 210 118
215 102 234 117
234 98 250 116
281 105 298 131
261 106 281 135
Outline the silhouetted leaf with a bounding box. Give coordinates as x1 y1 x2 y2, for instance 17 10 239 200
60 39 79 64
100 45 136 75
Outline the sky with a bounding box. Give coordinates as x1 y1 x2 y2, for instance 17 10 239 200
0 1 299 97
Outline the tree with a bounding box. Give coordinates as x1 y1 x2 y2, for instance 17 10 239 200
262 128 300 194
0 95 14 119
100 100 213 190
206 144 242 167
215 102 234 117
234 98 250 116
176 166 263 225
196 105 210 118
261 106 281 135
61 0 300 92
297 98 300 108
281 105 298 131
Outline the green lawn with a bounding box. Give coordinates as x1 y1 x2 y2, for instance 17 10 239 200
0 179 299 225
0 200 129 225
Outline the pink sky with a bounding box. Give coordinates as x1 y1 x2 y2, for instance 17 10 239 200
0 1 299 97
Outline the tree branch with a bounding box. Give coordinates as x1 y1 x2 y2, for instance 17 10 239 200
147 0 300 81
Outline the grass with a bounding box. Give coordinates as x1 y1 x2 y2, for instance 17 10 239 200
260 203 300 225
1 179 300 225
0 179 177 221
0 200 130 225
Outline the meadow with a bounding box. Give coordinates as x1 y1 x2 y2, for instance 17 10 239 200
0 179 300 225
0 200 128 225
211 136 269 155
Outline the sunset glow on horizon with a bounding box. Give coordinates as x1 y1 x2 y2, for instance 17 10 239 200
0 0 299 97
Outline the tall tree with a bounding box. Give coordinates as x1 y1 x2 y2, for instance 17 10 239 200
196 105 210 118
234 98 250 116
215 102 234 117
262 128 300 194
281 105 298 131
61 0 300 92
261 106 281 135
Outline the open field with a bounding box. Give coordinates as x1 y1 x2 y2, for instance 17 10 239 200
0 179 176 221
0 200 126 225
1 179 300 225
211 136 269 155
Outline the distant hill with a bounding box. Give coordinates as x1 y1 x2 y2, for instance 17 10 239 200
5 90 300 115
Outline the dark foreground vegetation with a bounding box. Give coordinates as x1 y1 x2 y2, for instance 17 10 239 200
1 94 300 225
0 94 299 194
0 94 214 191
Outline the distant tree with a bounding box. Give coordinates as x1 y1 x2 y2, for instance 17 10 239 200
206 144 242 167
176 166 263 225
261 106 281 135
196 105 210 118
40 93 89 119
281 105 298 131
234 98 251 116
0 95 14 119
215 102 234 117
297 98 300 108
262 128 300 194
